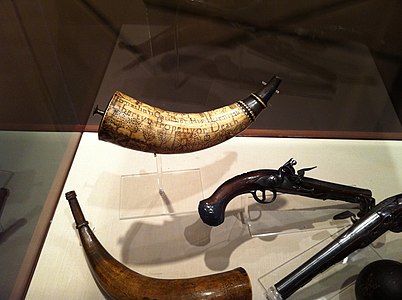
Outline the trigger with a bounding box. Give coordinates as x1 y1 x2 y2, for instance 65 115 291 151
251 190 265 203
271 190 277 202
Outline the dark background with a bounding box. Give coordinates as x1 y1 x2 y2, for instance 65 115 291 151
1 0 401 136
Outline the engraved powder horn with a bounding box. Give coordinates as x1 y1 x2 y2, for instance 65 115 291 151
66 191 252 299
94 76 281 154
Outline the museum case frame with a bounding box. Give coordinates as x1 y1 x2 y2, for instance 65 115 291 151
1 1 402 299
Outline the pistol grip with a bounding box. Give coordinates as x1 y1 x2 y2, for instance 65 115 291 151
198 198 226 226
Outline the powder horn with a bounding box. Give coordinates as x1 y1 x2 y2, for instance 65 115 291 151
94 76 281 154
66 191 252 299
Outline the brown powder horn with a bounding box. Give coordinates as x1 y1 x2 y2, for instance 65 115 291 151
66 191 252 299
95 76 281 154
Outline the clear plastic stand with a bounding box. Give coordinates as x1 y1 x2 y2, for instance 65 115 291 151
259 229 383 300
241 193 357 237
120 154 204 219
0 188 7 233
0 170 13 188
0 170 13 232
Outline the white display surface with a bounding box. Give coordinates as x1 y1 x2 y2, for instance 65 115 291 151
26 133 402 299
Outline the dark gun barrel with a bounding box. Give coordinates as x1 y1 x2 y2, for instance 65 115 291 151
198 159 374 226
266 193 402 300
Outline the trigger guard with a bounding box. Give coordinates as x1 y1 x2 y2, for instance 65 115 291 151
251 190 277 204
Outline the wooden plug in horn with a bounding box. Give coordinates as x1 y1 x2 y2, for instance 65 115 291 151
94 76 281 154
66 191 252 299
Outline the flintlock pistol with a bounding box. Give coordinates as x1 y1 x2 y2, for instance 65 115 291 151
266 193 402 299
198 159 375 226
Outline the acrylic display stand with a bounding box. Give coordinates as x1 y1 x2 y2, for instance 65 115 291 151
259 229 383 300
119 154 204 219
0 188 7 233
241 193 356 237
0 170 12 188
0 170 12 232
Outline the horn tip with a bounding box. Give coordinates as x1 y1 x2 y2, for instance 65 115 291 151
65 190 77 200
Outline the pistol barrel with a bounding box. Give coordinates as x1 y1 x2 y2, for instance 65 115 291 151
267 194 401 299
278 176 375 217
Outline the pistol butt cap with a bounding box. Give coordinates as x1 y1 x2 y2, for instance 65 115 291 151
198 200 225 227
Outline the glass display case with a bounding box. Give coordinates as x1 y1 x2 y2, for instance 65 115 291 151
1 1 401 299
